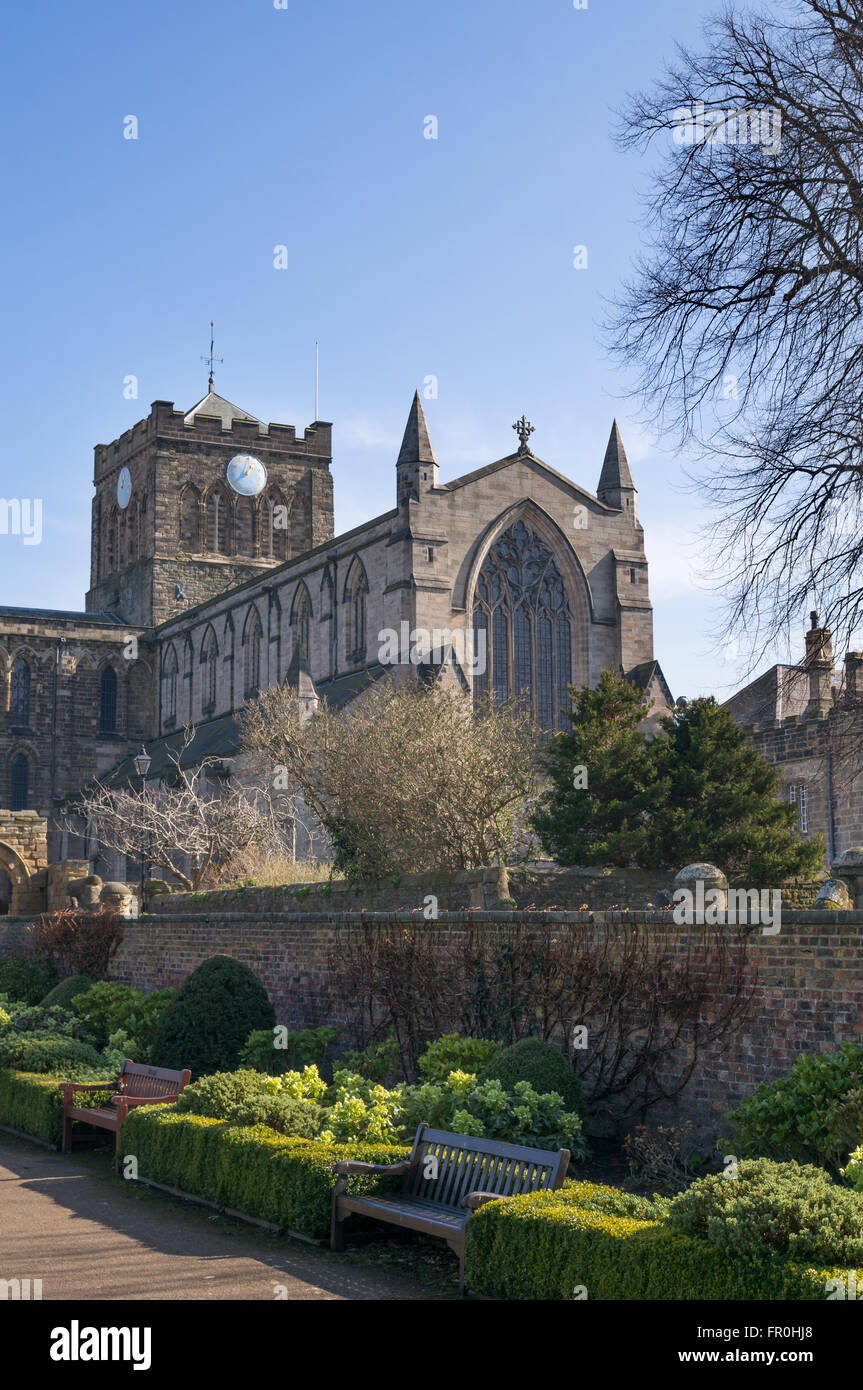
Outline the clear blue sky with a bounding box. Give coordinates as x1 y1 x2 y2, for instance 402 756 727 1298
0 0 783 700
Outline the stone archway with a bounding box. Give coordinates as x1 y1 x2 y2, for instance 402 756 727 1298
0 810 48 914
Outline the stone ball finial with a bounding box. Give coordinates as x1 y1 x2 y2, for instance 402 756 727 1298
673 863 728 892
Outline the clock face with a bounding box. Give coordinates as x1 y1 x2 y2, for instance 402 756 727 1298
226 454 267 497
117 466 132 510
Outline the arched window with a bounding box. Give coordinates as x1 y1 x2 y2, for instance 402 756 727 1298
264 489 288 561
291 584 312 664
200 627 219 713
236 498 257 558
471 519 573 731
179 485 201 552
11 659 30 726
162 645 178 727
99 667 117 732
11 753 29 811
343 559 369 664
207 487 230 554
243 608 263 697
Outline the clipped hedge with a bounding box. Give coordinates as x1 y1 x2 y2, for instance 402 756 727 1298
465 1184 863 1300
0 1070 66 1146
120 1106 411 1239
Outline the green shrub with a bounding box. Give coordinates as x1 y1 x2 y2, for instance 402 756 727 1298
0 1002 88 1039
40 975 93 1011
149 956 275 1076
226 1095 325 1139
0 1032 112 1079
120 1107 410 1239
0 954 57 1005
321 1070 406 1144
71 981 176 1053
666 1158 863 1265
239 1025 339 1076
464 1182 863 1300
480 1038 582 1114
339 1037 401 1084
418 1034 501 1083
175 1069 273 1118
724 1044 863 1172
842 1145 863 1191
0 1071 67 1145
562 1179 671 1221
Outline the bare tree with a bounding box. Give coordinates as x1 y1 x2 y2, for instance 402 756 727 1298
65 726 282 891
239 679 542 880
609 0 863 665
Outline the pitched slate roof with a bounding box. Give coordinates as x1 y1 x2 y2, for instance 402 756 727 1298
183 391 263 430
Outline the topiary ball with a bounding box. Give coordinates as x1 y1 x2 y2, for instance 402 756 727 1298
148 955 275 1077
479 1037 582 1113
40 975 93 1011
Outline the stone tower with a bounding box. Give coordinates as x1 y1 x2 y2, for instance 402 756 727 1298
85 390 334 627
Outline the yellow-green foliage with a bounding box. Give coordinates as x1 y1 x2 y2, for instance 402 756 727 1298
120 1106 411 1239
464 1182 863 1300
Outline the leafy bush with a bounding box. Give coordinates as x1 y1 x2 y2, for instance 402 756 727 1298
480 1038 582 1115
418 1034 501 1083
407 1075 585 1158
0 1001 88 1039
667 1158 863 1265
0 1032 113 1080
40 975 93 1011
320 1070 406 1144
226 1095 325 1140
723 1044 863 1172
465 1183 863 1300
842 1146 863 1191
239 1025 338 1076
339 1037 401 1084
121 1106 410 1239
71 982 176 1053
149 956 275 1076
175 1069 273 1118
0 954 57 1005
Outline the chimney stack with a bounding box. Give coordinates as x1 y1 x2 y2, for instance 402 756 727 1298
804 611 834 718
845 650 863 703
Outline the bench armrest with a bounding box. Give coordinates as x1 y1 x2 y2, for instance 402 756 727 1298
58 1079 119 1095
462 1190 507 1211
332 1159 416 1177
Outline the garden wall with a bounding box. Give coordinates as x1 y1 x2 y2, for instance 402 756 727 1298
98 905 863 1137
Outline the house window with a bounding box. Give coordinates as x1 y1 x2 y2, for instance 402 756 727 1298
471 519 573 730
11 659 31 726
99 667 117 732
11 754 29 811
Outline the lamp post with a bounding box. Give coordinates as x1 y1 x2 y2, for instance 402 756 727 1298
132 746 151 907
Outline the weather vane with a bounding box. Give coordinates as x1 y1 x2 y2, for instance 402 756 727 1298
201 320 223 392
513 415 535 454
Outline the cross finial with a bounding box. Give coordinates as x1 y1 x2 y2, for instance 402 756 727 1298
201 320 223 392
513 415 535 454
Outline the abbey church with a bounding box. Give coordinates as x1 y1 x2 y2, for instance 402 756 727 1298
0 382 672 884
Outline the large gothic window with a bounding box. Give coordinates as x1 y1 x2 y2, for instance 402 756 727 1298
471 520 573 731
11 659 31 726
179 485 201 551
207 487 230 554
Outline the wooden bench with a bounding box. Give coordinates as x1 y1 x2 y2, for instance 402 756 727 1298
331 1122 570 1291
59 1060 191 1154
